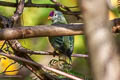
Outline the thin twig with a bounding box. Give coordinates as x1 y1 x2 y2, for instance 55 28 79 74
2 61 16 73
0 75 22 78
50 0 71 11
26 0 32 4
0 40 6 49
3 41 88 58
27 50 88 58
1 64 23 74
17 49 88 58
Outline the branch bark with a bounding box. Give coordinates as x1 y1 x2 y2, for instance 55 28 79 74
79 0 120 80
11 0 25 22
0 24 84 40
0 18 119 40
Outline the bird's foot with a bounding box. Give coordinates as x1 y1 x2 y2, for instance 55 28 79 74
48 59 59 67
58 59 72 70
53 51 58 57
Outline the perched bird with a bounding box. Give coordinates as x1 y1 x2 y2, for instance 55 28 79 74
48 11 74 62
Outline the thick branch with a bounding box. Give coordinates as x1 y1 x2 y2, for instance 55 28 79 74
0 24 84 40
0 19 119 40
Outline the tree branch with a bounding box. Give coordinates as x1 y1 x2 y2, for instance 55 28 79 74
11 0 25 22
8 40 58 80
0 51 83 80
50 0 81 19
3 42 88 58
12 46 88 58
0 18 119 40
0 1 80 15
0 75 22 78
0 24 84 40
27 50 88 58
7 39 84 79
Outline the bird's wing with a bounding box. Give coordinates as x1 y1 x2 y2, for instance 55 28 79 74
49 36 64 52
49 36 74 53
63 36 74 52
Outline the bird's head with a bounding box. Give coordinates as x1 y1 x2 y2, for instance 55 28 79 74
48 10 67 24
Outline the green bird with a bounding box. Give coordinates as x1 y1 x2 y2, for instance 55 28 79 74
48 11 74 62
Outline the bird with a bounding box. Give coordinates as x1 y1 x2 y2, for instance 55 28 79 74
48 10 74 63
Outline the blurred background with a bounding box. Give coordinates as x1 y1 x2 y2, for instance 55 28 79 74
0 0 119 80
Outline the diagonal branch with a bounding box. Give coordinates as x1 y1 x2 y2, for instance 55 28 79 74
11 0 25 22
0 51 83 80
8 40 57 80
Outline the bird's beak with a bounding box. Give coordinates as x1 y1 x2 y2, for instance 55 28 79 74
48 16 52 20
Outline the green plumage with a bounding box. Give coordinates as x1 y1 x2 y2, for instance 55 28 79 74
48 11 74 60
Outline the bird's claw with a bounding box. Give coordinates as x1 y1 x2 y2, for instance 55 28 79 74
53 51 58 57
48 59 59 66
58 59 72 70
48 59 72 70
62 62 72 70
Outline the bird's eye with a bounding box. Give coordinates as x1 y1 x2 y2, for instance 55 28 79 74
54 14 57 16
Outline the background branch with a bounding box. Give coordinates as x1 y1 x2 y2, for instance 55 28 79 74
11 0 25 22
0 1 80 15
